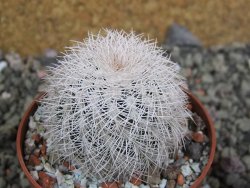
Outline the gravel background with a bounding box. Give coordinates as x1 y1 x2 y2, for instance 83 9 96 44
0 39 250 187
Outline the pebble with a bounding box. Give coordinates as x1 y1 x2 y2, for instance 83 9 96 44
130 176 142 186
186 142 203 161
165 23 202 47
139 184 150 188
177 173 184 186
159 179 167 188
192 131 205 143
190 163 201 173
30 170 39 180
0 177 7 187
44 162 56 174
236 118 250 132
0 61 7 72
101 182 118 188
242 155 250 170
167 179 176 188
181 165 193 177
147 171 161 186
125 181 133 188
5 52 23 71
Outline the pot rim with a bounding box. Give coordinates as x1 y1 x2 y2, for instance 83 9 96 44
16 91 216 188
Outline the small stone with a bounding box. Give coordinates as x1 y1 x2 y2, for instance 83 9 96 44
161 165 180 179
177 173 184 186
30 171 39 180
147 170 161 186
80 177 87 187
41 142 46 156
130 176 142 186
0 61 7 73
55 170 65 185
221 147 237 158
34 148 41 157
185 142 203 161
192 131 205 143
159 179 167 188
165 23 202 47
202 73 213 83
242 155 250 170
167 179 176 188
32 134 42 144
207 177 220 188
29 117 37 130
236 118 250 132
0 177 7 187
44 162 56 174
190 163 201 173
28 154 41 166
125 181 133 188
1 91 11 99
5 52 23 71
101 182 118 188
181 165 193 177
38 171 56 188
139 184 150 188
220 156 246 173
34 164 43 171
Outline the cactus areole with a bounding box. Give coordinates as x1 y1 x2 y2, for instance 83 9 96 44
38 30 191 182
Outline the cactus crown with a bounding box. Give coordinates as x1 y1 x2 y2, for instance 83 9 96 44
39 29 190 182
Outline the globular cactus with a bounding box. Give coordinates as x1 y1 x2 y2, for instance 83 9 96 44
39 29 190 182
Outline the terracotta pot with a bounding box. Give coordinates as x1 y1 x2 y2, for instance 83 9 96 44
16 91 216 188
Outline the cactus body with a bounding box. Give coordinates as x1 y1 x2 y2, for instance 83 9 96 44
39 30 190 182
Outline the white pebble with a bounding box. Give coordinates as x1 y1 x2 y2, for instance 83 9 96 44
30 171 39 180
1 91 11 99
89 183 98 188
28 117 37 130
159 179 167 188
44 163 56 174
80 177 87 187
132 185 139 188
181 164 193 177
125 181 133 188
0 61 7 72
56 170 65 185
188 159 193 163
34 164 43 171
190 163 201 173
139 184 150 188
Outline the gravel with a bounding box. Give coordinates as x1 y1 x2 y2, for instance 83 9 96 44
163 42 250 188
1 37 250 187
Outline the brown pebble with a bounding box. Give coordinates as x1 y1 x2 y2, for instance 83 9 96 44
130 176 142 186
167 179 176 188
41 142 46 156
32 134 42 144
184 155 189 161
101 182 118 188
38 171 56 188
161 166 180 180
34 149 41 157
177 173 185 186
74 183 82 188
192 131 205 143
187 103 193 111
63 161 70 168
28 154 41 166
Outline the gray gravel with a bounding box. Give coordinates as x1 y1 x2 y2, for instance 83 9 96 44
163 43 250 188
0 41 250 188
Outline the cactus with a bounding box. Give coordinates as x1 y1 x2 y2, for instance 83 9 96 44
39 29 190 182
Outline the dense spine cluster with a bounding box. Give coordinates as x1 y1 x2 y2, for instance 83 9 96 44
39 29 190 182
